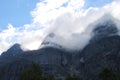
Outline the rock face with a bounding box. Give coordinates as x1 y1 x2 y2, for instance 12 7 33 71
0 47 72 80
0 16 120 80
76 18 120 80
0 59 32 80
0 44 24 66
91 19 118 42
41 33 63 49
78 36 120 80
1 44 23 57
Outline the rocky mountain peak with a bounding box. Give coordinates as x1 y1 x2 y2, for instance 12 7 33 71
1 44 23 57
91 16 118 42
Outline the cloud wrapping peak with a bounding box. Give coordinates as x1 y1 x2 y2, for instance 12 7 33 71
0 0 120 54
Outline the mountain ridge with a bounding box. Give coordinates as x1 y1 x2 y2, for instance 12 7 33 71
0 15 120 80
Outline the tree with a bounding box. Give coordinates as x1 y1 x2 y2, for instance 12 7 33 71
18 62 43 80
65 74 80 80
44 75 55 80
99 67 116 80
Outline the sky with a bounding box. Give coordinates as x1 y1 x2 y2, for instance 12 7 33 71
0 0 113 30
0 0 39 30
0 0 120 54
84 0 113 8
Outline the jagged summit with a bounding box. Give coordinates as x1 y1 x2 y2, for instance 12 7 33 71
1 43 23 57
41 33 63 49
90 14 119 42
92 20 118 40
8 44 21 51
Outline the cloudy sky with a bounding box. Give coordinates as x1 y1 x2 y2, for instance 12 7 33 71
0 0 120 54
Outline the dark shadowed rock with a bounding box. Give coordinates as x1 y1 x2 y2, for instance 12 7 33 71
1 44 23 57
75 18 120 80
91 19 118 42
0 46 72 80
0 59 33 80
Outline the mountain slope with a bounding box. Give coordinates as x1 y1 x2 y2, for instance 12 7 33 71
0 46 72 80
1 44 23 57
76 18 120 80
77 35 120 80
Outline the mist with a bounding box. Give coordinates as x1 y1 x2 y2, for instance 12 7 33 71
41 13 120 51
39 0 120 51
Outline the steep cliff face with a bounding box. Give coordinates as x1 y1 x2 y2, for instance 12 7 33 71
23 47 72 76
0 59 32 80
0 47 72 80
76 19 120 80
77 36 120 80
90 17 118 42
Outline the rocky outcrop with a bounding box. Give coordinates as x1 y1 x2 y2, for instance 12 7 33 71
1 44 23 57
78 35 120 80
76 18 120 80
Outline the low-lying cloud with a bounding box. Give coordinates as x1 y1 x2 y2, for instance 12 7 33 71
0 0 120 54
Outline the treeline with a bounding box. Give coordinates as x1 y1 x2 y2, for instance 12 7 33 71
18 62 120 80
18 62 80 80
99 67 120 80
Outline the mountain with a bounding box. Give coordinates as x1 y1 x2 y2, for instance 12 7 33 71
0 15 120 80
41 33 63 49
76 18 120 80
0 58 33 80
90 15 118 42
0 44 24 67
77 35 120 80
1 44 23 57
0 46 72 80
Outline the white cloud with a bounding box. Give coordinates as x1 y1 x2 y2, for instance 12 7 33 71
17 28 44 50
31 0 85 25
0 0 120 54
0 24 16 53
0 23 45 53
39 0 120 50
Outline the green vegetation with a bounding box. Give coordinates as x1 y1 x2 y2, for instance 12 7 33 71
19 62 43 80
18 62 81 80
65 74 80 80
99 67 120 80
19 63 120 80
19 62 56 80
43 75 55 80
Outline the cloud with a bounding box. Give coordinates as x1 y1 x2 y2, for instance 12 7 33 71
39 0 120 51
0 0 120 54
0 23 45 53
31 0 85 25
0 24 16 53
